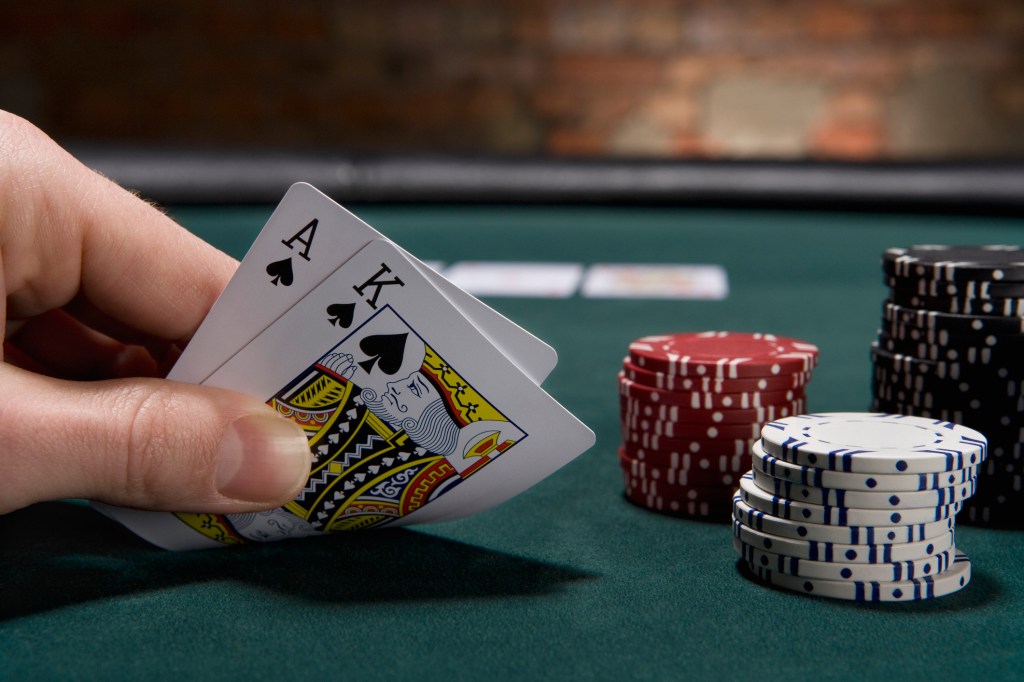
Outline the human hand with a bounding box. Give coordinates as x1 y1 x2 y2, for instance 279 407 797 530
317 352 357 381
0 111 311 514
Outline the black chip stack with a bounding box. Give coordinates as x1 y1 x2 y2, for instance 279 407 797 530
871 245 1024 528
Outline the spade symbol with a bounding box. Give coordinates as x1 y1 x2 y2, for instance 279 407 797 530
326 302 356 328
266 257 294 286
357 333 408 376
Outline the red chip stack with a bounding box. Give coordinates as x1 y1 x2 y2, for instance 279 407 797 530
618 331 819 521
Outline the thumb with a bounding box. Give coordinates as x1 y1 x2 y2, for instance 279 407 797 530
0 364 312 514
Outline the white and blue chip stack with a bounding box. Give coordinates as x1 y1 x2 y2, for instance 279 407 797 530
731 412 985 602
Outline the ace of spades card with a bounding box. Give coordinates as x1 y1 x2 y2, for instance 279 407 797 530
168 182 557 388
97 239 595 550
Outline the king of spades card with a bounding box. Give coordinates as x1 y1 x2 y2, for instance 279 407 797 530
174 306 527 546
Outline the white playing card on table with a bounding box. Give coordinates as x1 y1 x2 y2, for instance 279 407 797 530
97 238 594 550
170 182 557 386
580 264 729 300
443 261 584 298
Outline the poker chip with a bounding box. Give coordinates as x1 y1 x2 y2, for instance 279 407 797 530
621 396 806 424
735 536 956 582
733 493 955 545
980 450 1024 477
622 442 752 472
749 466 977 509
622 358 812 393
628 331 819 378
873 244 1023 528
890 289 1024 317
623 472 734 519
883 245 1024 282
759 412 987 474
624 470 735 501
618 330 819 522
619 447 742 487
619 374 804 409
740 547 972 602
868 400 1014 435
886 275 1024 300
871 365 1024 407
738 472 963 526
734 410 980 602
623 483 734 519
622 413 759 440
871 343 1022 379
624 442 752 464
876 329 1024 366
872 382 1024 416
614 438 753 464
883 300 1024 335
882 317 1024 349
732 517 954 564
751 443 977 492
623 421 762 445
737 405 974 593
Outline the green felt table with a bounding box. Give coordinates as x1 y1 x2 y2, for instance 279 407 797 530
2 203 1023 681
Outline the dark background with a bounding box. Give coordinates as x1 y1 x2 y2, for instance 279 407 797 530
4 0 1024 161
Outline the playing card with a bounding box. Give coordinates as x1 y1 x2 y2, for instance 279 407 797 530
170 182 557 386
97 238 595 550
580 264 729 299
443 262 584 298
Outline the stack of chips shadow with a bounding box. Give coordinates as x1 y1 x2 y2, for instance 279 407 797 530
733 413 984 602
618 331 818 521
871 245 1024 527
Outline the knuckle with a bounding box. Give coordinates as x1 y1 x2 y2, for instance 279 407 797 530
0 112 49 182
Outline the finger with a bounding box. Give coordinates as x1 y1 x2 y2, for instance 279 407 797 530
0 111 237 344
61 291 164 347
60 293 184 374
2 339 47 374
0 364 312 514
7 308 160 380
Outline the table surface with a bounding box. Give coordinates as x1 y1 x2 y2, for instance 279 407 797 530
3 203 1023 681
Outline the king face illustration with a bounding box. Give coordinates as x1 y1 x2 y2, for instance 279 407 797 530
174 306 526 544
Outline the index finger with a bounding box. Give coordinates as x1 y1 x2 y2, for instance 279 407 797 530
0 111 237 345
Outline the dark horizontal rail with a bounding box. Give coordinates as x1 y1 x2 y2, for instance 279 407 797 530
73 148 1024 212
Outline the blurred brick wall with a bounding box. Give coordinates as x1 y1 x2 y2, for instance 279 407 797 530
3 0 1023 159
